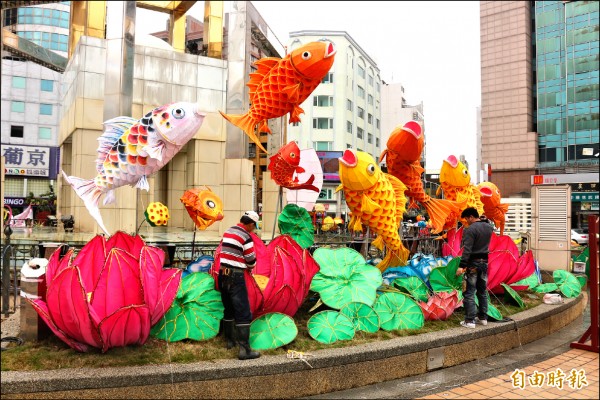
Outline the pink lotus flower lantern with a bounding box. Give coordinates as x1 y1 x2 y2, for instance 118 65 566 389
418 290 462 321
27 231 181 352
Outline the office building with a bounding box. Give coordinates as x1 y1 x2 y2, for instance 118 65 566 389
480 0 599 225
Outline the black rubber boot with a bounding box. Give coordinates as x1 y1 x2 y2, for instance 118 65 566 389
236 325 260 360
223 319 236 350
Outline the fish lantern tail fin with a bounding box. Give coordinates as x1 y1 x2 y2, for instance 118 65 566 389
61 171 109 235
422 198 465 234
219 111 268 154
376 244 410 272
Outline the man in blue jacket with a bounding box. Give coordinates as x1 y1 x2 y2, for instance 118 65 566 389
456 207 494 328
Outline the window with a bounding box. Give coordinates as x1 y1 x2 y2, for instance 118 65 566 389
413 111 420 120
347 143 352 149
368 133 373 144
313 118 333 129
39 127 52 139
376 138 380 147
368 75 374 86
40 104 53 115
40 79 54 92
11 101 25 113
357 85 365 98
346 121 353 134
368 114 373 124
10 125 24 138
321 72 334 84
357 65 365 78
12 76 26 88
357 127 364 139
291 122 300 127
376 100 380 109
319 188 334 200
314 141 332 151
346 99 353 111
314 95 333 107
357 107 365 119
368 94 373 105
376 82 380 92
376 119 380 129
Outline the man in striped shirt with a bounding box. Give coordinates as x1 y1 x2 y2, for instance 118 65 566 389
218 211 261 360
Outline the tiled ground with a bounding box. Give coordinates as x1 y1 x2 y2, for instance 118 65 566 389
420 348 599 399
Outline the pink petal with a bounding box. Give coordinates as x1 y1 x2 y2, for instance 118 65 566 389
45 247 72 287
251 233 271 276
246 271 264 317
97 305 151 353
139 246 165 314
27 298 91 352
208 242 222 286
259 285 299 318
90 248 144 320
442 227 464 257
509 250 536 285
487 234 519 291
72 235 107 292
46 266 102 348
150 268 181 325
106 231 145 257
262 248 286 300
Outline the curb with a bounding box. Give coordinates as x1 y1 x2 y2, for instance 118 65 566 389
0 294 585 399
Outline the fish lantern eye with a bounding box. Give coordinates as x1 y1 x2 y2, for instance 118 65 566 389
206 200 215 209
366 164 376 175
290 152 296 158
302 51 312 60
495 189 500 195
462 169 468 176
173 108 185 119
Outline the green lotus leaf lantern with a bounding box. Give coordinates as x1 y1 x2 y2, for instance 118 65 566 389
531 283 559 294
339 302 380 333
151 273 224 342
429 257 463 296
392 276 430 302
501 283 525 308
249 313 298 350
307 311 355 344
373 292 424 331
311 248 383 309
553 270 582 298
511 273 540 289
277 204 315 249
474 294 503 321
576 275 587 288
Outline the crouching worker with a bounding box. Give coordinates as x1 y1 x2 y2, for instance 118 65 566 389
218 211 261 360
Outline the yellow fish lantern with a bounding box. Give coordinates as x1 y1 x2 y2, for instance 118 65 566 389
336 149 410 271
180 186 225 230
437 155 484 229
477 181 510 236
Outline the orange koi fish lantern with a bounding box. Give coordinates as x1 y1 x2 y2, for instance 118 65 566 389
180 186 224 230
220 41 336 153
268 141 319 192
337 149 410 271
380 121 464 234
477 181 509 236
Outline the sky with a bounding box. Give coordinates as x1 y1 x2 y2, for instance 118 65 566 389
136 1 481 177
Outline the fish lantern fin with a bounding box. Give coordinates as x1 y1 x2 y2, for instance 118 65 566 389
142 140 165 162
259 120 272 134
436 186 443 197
409 162 425 176
360 194 381 214
499 203 510 213
248 57 280 97
335 184 344 193
295 166 305 174
456 191 470 203
372 235 385 250
135 175 150 191
379 149 388 163
352 218 363 232
103 190 117 206
387 174 408 217
283 83 301 103
289 105 304 123
97 116 138 174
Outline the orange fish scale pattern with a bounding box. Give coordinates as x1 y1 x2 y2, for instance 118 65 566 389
344 181 402 251
251 60 319 121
